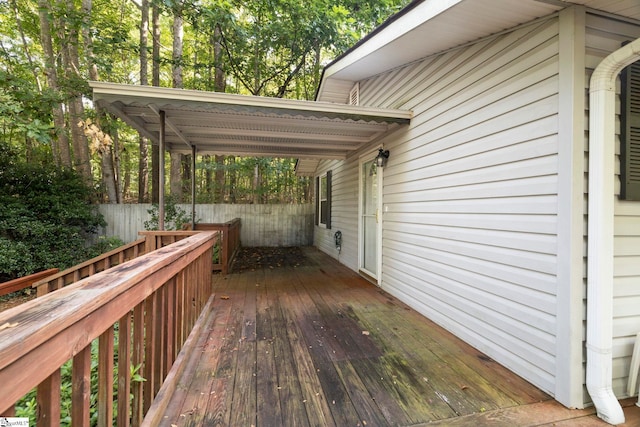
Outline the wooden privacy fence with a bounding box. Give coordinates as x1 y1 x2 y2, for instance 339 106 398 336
99 203 313 246
0 231 215 426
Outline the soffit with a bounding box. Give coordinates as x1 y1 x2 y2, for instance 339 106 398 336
318 0 640 102
90 82 411 160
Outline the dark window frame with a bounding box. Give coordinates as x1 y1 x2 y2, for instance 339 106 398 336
620 52 640 200
315 170 332 229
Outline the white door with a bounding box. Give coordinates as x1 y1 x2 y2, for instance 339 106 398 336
359 157 382 283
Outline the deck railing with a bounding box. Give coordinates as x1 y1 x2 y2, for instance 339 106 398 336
33 219 240 297
189 218 241 274
33 238 147 297
0 269 59 297
0 231 215 425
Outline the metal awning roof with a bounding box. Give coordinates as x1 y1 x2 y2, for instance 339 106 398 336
90 82 412 162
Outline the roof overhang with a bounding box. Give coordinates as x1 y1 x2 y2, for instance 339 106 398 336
90 82 411 166
317 0 640 103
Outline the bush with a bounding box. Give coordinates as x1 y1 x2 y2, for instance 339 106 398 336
0 148 106 281
144 196 193 231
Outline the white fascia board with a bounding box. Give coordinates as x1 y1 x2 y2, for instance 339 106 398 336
323 0 463 81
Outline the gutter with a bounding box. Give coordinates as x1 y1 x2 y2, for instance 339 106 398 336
587 37 640 425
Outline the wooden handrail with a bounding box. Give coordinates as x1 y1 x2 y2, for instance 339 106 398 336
0 231 215 424
190 218 241 274
32 223 237 299
0 269 58 297
138 230 200 253
33 238 147 297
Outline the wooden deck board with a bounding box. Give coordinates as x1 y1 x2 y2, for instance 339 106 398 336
158 247 574 427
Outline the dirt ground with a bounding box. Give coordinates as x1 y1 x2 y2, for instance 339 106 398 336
230 246 311 273
0 291 36 313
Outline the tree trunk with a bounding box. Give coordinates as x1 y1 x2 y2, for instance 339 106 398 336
170 153 183 201
122 144 131 200
181 154 191 201
214 155 225 203
151 3 160 204
101 147 118 203
214 24 226 93
112 130 122 202
83 0 118 201
203 155 212 198
172 4 183 89
38 0 71 168
59 0 91 182
138 0 149 202
169 1 184 201
11 0 41 92
228 156 236 203
253 163 260 204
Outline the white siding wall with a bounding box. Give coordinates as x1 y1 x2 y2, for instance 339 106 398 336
585 13 640 398
317 17 563 396
314 159 360 271
98 204 314 247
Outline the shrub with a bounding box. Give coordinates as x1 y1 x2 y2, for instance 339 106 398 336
144 196 193 231
0 146 106 281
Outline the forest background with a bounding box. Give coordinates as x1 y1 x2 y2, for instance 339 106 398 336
1 0 410 205
0 0 410 281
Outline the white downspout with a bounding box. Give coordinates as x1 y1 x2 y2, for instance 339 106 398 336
587 38 640 425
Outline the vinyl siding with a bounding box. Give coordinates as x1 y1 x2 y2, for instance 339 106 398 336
313 159 360 271
360 17 561 395
586 13 640 399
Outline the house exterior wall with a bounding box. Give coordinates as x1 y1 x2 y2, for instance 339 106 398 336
315 8 640 406
585 12 640 399
313 159 359 270
315 16 563 397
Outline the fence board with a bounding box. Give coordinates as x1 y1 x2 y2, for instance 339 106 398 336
98 204 314 246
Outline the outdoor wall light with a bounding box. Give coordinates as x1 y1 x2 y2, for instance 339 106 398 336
375 148 390 167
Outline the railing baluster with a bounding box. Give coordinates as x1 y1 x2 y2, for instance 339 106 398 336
98 327 114 427
118 312 132 427
37 369 61 427
131 304 145 427
176 271 185 348
166 278 176 373
72 345 92 427
143 296 155 414
0 231 215 426
153 289 164 396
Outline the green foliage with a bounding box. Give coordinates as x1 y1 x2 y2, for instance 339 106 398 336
85 236 126 259
0 144 106 281
144 196 193 230
0 0 410 203
15 330 146 427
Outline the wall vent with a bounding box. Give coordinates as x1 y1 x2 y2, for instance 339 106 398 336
349 83 359 106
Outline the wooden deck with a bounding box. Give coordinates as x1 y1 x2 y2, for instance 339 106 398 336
156 247 640 426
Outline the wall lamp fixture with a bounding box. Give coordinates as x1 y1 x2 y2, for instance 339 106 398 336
375 148 390 167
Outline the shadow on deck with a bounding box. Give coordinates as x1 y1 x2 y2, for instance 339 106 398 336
157 247 640 426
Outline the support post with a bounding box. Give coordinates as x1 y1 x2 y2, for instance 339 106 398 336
191 144 196 229
158 110 165 230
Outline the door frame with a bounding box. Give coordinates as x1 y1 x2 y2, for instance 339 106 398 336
358 148 384 285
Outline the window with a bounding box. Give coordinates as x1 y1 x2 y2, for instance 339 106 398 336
316 170 331 228
621 56 640 200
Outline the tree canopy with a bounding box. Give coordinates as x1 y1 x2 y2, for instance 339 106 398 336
0 0 410 204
